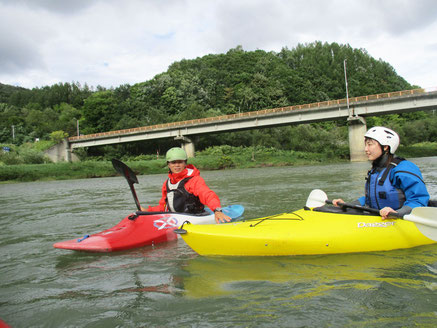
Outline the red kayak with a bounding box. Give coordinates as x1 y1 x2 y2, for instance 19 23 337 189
53 205 244 252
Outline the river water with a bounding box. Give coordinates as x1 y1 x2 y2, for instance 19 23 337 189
1 157 437 327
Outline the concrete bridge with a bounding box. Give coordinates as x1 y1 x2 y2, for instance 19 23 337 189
47 88 437 162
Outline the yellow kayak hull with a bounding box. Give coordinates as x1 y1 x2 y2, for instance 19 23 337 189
179 208 436 256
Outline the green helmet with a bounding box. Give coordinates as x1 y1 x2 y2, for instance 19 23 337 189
166 147 187 162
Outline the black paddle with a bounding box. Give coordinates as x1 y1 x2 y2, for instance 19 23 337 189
112 159 141 211
326 200 386 216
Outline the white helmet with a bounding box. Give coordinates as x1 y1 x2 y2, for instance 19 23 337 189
364 126 400 154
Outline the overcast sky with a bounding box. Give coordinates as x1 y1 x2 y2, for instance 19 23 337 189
1 0 436 90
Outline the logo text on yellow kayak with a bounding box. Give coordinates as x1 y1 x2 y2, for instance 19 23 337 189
358 222 395 228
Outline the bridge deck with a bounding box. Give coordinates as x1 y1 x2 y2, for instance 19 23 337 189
68 88 437 147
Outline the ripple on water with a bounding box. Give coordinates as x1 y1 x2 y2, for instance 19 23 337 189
1 158 437 327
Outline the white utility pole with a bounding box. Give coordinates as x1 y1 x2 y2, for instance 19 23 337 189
344 59 351 116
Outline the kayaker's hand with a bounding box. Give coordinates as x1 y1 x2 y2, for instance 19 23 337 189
380 207 397 220
215 211 231 224
332 199 345 207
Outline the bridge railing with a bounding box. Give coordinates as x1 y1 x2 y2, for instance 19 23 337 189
68 88 428 142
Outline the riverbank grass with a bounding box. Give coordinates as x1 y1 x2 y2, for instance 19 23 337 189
0 147 345 182
1 144 436 183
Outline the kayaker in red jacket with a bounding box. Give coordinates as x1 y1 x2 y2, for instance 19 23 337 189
143 147 231 224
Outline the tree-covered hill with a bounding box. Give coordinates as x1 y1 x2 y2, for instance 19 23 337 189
1 41 435 161
0 83 27 103
127 42 412 127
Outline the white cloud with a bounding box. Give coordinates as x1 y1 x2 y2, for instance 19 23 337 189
0 0 436 89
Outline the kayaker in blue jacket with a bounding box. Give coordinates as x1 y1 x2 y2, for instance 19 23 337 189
333 126 430 219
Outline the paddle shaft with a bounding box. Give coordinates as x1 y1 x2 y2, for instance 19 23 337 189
326 200 400 218
128 181 141 211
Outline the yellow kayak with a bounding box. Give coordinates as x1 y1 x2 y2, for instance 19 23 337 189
177 207 436 256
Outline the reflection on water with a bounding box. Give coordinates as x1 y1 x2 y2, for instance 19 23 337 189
0 157 436 327
181 245 437 298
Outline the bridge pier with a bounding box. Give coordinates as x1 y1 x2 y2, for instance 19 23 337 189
175 136 195 158
45 139 79 162
347 116 368 162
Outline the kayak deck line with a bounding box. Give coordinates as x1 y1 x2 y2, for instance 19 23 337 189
246 211 304 227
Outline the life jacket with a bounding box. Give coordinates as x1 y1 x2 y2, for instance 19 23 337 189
365 157 406 210
165 176 205 213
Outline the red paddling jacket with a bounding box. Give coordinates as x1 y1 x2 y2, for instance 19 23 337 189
147 165 221 213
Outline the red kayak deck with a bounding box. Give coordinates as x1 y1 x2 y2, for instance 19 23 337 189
53 211 215 252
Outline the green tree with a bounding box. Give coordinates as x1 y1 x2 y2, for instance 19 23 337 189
81 91 119 133
54 103 81 136
50 130 68 143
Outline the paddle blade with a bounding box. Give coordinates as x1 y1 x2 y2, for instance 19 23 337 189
305 189 328 208
404 207 437 241
205 205 245 220
223 205 245 219
112 159 139 184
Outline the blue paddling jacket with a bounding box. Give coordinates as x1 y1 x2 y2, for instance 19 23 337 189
358 157 430 214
